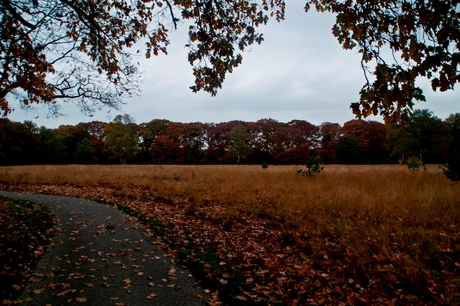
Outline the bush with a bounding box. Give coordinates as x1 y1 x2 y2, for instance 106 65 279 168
406 157 422 172
298 156 324 176
261 162 268 169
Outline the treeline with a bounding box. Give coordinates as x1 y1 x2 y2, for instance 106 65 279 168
0 110 458 166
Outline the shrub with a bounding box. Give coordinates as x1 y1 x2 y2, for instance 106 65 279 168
406 157 422 172
298 156 324 176
261 162 268 169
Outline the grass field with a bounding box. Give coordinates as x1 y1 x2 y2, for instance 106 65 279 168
1 164 459 304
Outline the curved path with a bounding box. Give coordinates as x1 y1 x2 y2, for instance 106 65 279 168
0 191 208 305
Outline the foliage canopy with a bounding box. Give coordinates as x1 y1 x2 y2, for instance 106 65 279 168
0 0 458 121
308 0 459 122
336 135 366 164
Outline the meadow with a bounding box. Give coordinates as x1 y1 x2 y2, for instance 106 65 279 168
1 164 459 304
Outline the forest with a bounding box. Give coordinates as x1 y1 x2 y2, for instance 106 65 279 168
0 109 458 167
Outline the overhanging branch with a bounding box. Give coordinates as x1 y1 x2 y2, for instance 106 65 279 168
1 0 36 29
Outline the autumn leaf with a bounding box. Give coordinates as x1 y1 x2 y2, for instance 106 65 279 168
75 297 87 303
33 288 45 295
146 293 156 300
122 279 132 285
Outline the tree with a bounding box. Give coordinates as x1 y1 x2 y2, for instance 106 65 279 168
230 124 251 165
57 123 91 163
247 118 280 164
316 122 341 164
86 120 108 163
0 0 283 116
104 115 139 164
444 113 460 158
38 126 67 164
203 122 233 164
0 120 40 165
443 113 460 181
183 122 206 164
150 122 186 164
341 119 388 163
268 120 319 164
3 1 457 121
336 135 366 164
386 109 447 164
307 0 460 123
72 138 96 164
138 119 169 164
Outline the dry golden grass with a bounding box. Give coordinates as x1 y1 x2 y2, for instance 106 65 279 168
1 164 458 222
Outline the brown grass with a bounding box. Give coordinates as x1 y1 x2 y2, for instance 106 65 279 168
1 164 458 225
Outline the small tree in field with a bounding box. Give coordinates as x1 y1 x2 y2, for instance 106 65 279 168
406 157 422 172
298 156 324 176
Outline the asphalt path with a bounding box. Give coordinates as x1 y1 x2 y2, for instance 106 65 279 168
0 191 208 305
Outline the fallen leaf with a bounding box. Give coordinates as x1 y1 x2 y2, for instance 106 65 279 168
146 293 156 300
34 288 45 295
75 297 87 303
123 278 132 285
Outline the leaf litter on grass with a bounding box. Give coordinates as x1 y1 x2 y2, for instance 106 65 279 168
2 182 460 305
0 197 57 303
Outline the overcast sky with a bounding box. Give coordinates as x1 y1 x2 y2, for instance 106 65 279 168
7 2 459 128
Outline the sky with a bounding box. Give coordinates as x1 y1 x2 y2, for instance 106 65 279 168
7 2 459 128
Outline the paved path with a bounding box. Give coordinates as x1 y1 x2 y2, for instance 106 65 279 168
0 191 208 306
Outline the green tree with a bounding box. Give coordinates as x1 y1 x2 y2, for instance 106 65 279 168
443 113 460 181
138 119 169 164
444 113 460 158
1 1 457 122
386 109 447 164
72 138 97 164
38 127 67 164
443 153 460 182
336 135 366 164
183 122 206 165
57 123 91 163
0 120 40 165
297 155 324 176
230 124 252 165
104 115 139 164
